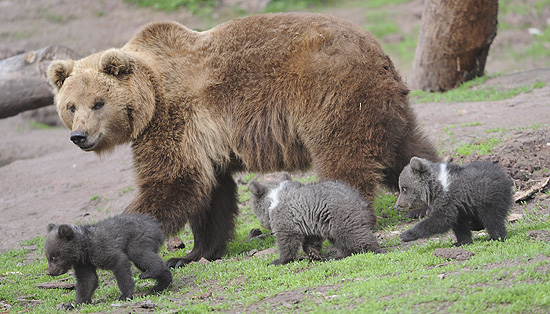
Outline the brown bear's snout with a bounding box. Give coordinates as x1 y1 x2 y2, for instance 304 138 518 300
70 130 87 145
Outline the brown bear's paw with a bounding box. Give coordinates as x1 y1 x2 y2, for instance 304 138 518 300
270 258 294 266
166 257 193 268
400 230 418 242
118 295 133 302
407 207 428 219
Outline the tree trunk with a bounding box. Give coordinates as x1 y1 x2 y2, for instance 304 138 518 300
412 0 498 92
0 46 80 119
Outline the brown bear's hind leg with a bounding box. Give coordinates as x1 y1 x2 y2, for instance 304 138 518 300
167 172 239 268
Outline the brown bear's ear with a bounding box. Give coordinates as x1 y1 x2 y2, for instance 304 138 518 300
249 181 267 196
47 60 74 91
410 157 427 173
47 223 57 233
99 49 132 77
57 225 75 241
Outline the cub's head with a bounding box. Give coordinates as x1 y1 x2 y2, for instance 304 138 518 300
397 157 437 209
44 223 80 276
47 49 155 154
248 173 292 230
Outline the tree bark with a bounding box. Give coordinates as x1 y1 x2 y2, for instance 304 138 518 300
0 46 80 119
412 0 498 92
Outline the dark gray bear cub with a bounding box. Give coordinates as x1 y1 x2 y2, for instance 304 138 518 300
397 157 513 246
45 214 172 305
249 174 382 265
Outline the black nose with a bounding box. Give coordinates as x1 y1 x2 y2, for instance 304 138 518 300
70 130 87 145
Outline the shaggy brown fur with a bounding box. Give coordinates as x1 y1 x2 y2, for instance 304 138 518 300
47 13 439 267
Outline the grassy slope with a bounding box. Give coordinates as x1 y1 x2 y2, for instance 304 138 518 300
1 202 549 313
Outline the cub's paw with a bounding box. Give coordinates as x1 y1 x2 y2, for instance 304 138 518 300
118 295 133 302
57 302 75 311
166 257 192 268
407 207 428 219
400 230 418 242
270 258 292 266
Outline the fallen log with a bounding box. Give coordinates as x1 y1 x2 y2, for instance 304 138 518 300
0 46 80 119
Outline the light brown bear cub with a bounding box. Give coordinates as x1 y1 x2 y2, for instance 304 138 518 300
45 214 172 307
249 174 383 265
47 13 438 267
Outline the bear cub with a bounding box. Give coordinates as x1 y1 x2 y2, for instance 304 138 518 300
397 157 513 246
249 174 382 265
45 214 172 306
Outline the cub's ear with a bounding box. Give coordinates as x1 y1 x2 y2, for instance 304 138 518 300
409 157 427 173
279 173 292 181
57 225 75 241
47 60 74 91
249 181 267 196
99 49 132 77
47 223 57 233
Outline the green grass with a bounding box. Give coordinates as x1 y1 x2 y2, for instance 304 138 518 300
454 137 502 157
364 10 399 39
2 173 550 313
125 0 217 14
29 121 56 130
410 76 546 104
373 190 410 231
497 0 550 65
264 0 334 12
2 206 549 313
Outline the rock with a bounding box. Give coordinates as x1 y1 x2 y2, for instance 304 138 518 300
166 236 185 252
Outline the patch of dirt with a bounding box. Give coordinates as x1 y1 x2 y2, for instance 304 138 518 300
433 248 475 261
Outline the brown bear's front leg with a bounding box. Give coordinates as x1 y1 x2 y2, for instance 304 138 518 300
272 231 303 265
302 236 323 261
74 264 98 305
167 172 239 268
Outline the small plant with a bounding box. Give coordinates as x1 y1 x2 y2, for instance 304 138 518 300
117 186 135 196
89 195 99 202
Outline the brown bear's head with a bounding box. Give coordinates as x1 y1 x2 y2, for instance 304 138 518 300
248 173 292 230
47 49 155 154
44 223 79 276
397 157 437 210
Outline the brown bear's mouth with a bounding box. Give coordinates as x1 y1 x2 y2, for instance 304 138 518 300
78 134 101 151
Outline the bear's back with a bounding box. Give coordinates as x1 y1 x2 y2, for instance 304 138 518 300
85 214 164 267
449 161 513 208
278 180 369 220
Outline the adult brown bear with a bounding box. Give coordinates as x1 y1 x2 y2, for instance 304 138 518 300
47 12 439 267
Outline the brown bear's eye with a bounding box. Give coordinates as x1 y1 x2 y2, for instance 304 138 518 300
92 101 105 110
93 101 104 110
69 105 75 114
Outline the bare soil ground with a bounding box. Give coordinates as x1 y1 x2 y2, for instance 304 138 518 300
0 0 549 272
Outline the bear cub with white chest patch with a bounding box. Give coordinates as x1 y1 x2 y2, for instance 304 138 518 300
397 157 513 246
249 174 382 265
45 214 172 306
